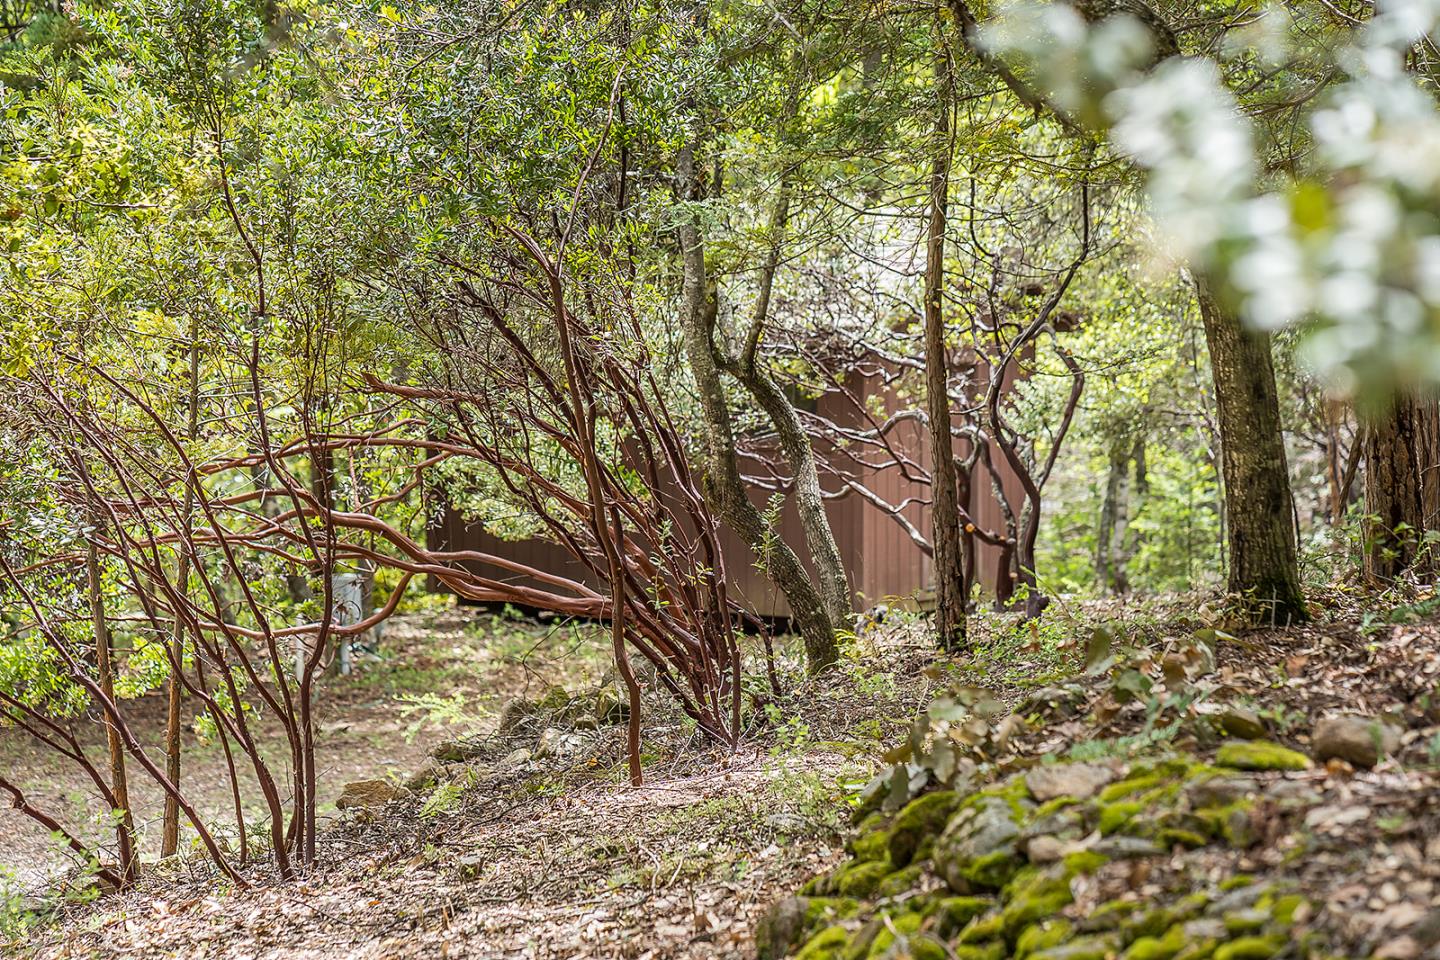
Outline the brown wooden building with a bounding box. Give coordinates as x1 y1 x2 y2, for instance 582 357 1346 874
427 361 1025 619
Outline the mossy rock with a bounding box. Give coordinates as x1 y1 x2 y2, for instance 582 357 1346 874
1122 905 1180 941
1098 773 1166 804
938 797 1025 892
1223 909 1269 935
1266 893 1305 925
1195 802 1255 847
835 860 894 898
1015 918 1073 957
875 863 926 899
795 925 851 960
1213 935 1285 960
1061 850 1110 876
1215 740 1311 772
1121 925 1187 960
1157 828 1209 849
957 911 1005 944
1098 800 1144 835
1080 898 1139 933
934 896 994 936
851 828 892 863
951 945 1006 960
1001 871 1074 940
1031 937 1119 960
756 896 861 959
862 910 938 958
889 791 961 868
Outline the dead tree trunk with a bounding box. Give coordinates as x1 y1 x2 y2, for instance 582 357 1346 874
1194 279 1308 624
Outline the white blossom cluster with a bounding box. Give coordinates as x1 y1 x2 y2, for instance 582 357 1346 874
982 0 1440 397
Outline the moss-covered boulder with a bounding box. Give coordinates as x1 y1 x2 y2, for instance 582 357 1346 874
851 827 892 864
834 860 895 898
1031 936 1119 960
794 925 850 960
756 896 861 960
1215 740 1312 772
888 791 961 868
937 795 1027 892
1000 869 1074 940
934 896 995 937
875 863 926 899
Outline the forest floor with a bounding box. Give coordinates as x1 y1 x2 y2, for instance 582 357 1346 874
4 595 1440 959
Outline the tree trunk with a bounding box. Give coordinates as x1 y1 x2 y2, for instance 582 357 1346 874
1096 436 1141 594
1194 279 1308 624
162 320 201 858
86 536 138 883
727 185 853 630
676 145 839 673
732 369 853 628
1364 391 1440 580
923 42 968 653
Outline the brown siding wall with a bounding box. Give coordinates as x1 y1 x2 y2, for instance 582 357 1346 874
430 364 1028 619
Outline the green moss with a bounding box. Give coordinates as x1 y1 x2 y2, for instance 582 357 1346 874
1098 800 1144 834
957 912 1005 944
1032 796 1082 819
1196 802 1255 847
1219 874 1255 892
1213 936 1284 960
835 860 893 898
795 925 850 960
913 835 936 863
1031 937 1118 960
1098 774 1162 804
1170 892 1211 922
959 849 1024 890
1062 850 1110 875
935 897 995 936
1223 909 1269 935
1083 898 1139 931
1001 872 1074 939
864 910 923 958
1123 906 1175 940
1156 828 1208 849
806 897 863 927
905 936 948 960
851 829 892 863
1016 919 1073 957
952 945 1006 960
1214 741 1312 772
853 811 889 837
1121 925 1187 960
875 863 926 899
1268 893 1305 924
889 791 961 867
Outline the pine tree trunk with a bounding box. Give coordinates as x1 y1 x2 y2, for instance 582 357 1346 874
924 42 967 653
1194 280 1308 624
